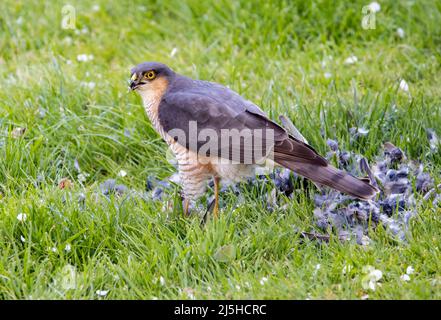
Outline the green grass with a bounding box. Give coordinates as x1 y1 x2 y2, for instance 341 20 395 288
1 0 441 299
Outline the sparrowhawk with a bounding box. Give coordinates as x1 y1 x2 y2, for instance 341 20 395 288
129 62 378 217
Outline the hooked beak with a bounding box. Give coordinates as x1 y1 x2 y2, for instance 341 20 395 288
129 73 139 90
129 80 139 90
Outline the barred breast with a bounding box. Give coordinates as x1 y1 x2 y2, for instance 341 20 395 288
139 80 214 200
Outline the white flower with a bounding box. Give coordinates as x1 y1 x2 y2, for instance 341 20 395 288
397 28 405 38
17 213 27 222
16 17 24 25
170 47 178 58
77 173 90 182
207 286 212 292
51 247 57 253
324 72 332 79
259 277 268 285
183 288 195 300
118 170 127 177
406 266 414 275
399 79 409 92
361 294 369 300
20 236 26 242
368 2 381 13
65 243 72 252
92 4 100 12
80 82 96 90
96 290 109 297
344 55 358 65
159 276 165 286
400 274 410 282
361 266 383 291
235 285 241 290
342 264 353 275
77 54 94 62
315 264 321 271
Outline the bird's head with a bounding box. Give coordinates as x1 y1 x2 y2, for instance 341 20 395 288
129 62 174 93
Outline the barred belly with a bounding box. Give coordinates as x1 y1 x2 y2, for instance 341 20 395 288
169 141 213 200
170 140 256 200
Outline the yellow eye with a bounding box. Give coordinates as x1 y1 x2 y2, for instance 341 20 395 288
145 70 156 80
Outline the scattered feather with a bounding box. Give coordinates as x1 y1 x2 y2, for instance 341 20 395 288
384 142 405 164
326 139 339 152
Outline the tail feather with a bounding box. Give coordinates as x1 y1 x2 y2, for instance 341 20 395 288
276 158 378 200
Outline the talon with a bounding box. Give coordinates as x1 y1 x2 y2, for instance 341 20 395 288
213 176 220 219
183 199 190 217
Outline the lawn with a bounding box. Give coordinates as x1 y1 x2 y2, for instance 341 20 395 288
0 0 440 299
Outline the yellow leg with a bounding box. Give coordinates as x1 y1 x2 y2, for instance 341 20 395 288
183 198 190 217
213 176 220 219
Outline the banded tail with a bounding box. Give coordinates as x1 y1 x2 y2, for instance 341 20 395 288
274 137 378 200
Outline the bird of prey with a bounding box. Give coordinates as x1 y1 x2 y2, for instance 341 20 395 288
130 62 378 217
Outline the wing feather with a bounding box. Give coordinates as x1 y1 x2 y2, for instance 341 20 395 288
158 85 326 166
